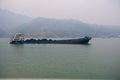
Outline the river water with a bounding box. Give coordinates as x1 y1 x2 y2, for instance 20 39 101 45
0 38 120 79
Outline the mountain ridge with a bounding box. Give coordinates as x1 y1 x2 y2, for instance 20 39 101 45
0 9 120 38
17 17 120 38
0 9 32 32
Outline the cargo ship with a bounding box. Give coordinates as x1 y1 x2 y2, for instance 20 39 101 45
10 33 91 44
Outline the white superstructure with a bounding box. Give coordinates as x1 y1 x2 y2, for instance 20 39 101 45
11 33 24 41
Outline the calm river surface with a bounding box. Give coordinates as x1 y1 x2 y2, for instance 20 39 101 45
0 38 120 79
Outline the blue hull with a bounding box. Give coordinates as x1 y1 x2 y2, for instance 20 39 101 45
10 36 91 44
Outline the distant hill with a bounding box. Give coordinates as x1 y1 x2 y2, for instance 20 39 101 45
17 17 95 38
0 28 6 37
17 17 120 38
0 9 32 32
91 24 120 37
0 9 120 38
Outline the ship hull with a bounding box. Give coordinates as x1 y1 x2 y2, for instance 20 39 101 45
10 36 91 44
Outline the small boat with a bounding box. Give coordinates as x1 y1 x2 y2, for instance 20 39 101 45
10 33 91 44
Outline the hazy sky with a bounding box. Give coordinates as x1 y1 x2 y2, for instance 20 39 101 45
0 0 120 26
